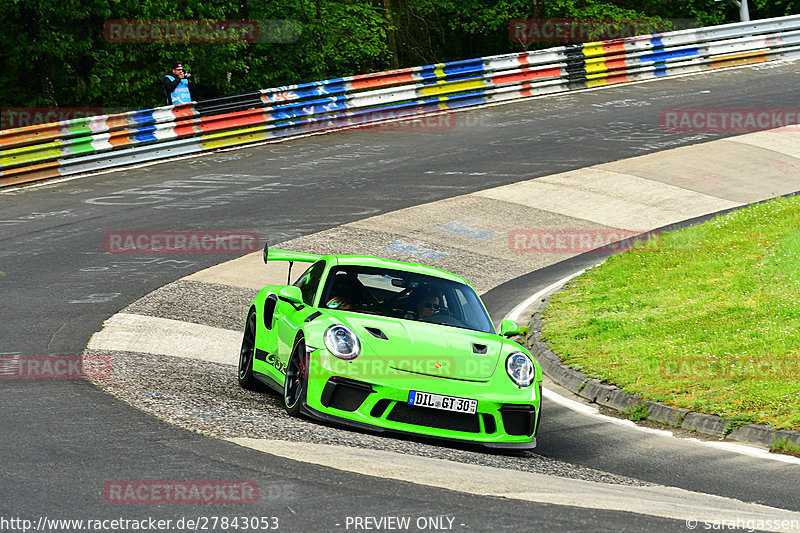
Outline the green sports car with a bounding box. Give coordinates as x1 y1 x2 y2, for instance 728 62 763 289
238 245 543 449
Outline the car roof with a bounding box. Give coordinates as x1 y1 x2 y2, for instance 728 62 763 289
324 255 467 284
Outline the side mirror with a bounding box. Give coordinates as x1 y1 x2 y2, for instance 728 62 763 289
263 242 269 264
499 319 520 337
278 285 304 305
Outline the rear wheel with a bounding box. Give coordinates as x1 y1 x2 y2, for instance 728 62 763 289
238 309 261 390
284 336 308 416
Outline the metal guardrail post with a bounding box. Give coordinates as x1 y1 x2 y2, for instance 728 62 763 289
715 0 750 23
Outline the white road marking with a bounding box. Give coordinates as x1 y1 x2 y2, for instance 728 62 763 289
87 279 800 464
504 269 587 324
185 254 290 290
2 52 796 532
505 273 800 465
87 312 240 366
473 168 743 230
229 438 800 528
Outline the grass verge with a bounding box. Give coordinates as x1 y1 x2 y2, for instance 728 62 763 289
542 195 800 430
770 438 800 457
623 403 650 422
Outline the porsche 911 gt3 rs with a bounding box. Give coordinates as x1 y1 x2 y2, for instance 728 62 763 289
238 244 542 449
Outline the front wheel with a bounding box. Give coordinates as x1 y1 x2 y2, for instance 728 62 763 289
238 309 261 390
284 336 308 416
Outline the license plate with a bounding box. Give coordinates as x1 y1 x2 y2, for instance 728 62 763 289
408 390 477 414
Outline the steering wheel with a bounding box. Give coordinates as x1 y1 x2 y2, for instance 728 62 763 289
381 287 414 316
431 307 452 317
422 310 465 327
422 307 453 321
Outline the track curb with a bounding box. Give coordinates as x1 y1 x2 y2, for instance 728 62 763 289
526 308 800 451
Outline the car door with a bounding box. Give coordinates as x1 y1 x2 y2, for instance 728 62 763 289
252 293 282 382
275 260 327 365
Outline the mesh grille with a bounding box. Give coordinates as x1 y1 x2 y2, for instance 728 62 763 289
320 378 373 412
481 413 497 434
387 403 480 433
370 399 392 418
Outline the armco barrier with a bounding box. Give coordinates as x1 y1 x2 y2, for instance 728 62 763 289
3 14 800 188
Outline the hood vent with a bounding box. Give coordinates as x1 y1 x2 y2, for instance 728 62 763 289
365 327 388 340
304 311 322 323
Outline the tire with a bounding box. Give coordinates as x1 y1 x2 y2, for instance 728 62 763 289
284 336 308 416
238 309 261 390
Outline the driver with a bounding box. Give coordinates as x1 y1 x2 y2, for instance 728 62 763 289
326 296 354 310
405 289 440 320
325 273 362 311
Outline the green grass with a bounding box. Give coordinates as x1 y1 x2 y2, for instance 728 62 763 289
770 438 800 457
624 403 650 422
542 195 800 430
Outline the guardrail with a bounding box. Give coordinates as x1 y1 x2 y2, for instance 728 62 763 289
3 14 800 188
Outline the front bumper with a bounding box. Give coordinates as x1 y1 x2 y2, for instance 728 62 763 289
301 349 541 449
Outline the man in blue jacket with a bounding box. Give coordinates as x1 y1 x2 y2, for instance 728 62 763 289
162 63 195 105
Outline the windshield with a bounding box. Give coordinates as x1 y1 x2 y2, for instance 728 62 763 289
319 264 495 334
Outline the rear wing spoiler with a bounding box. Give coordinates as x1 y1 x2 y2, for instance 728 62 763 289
263 243 323 284
263 243 322 264
264 246 322 263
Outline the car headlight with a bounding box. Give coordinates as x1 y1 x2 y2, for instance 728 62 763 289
324 325 361 360
506 352 535 387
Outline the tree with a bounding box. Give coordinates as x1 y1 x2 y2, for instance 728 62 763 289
0 0 791 114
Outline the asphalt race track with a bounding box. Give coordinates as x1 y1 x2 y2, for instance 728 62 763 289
2 61 800 531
